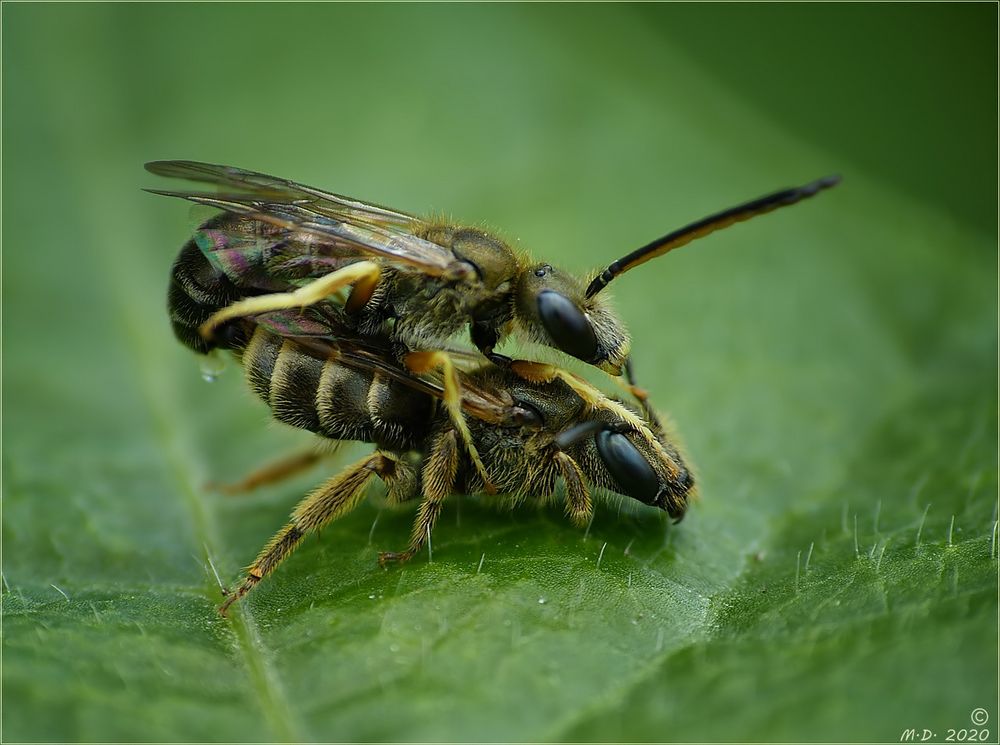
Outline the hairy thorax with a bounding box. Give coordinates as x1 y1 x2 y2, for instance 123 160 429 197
361 265 512 351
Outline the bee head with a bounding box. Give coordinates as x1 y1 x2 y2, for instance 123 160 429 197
515 263 630 375
555 417 693 521
593 425 692 521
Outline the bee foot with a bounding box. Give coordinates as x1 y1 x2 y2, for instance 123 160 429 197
378 550 414 567
218 594 238 617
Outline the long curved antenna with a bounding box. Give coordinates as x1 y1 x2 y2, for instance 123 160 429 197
585 174 841 298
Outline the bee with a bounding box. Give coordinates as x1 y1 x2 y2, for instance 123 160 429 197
199 311 693 615
149 160 840 377
152 160 838 489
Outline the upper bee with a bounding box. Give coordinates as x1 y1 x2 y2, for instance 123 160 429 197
147 160 839 376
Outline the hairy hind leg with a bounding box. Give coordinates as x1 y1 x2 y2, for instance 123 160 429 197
379 430 459 566
208 446 337 495
220 450 415 615
200 260 382 340
553 451 593 528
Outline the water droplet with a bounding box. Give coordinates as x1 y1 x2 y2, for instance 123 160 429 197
369 594 376 600
389 644 400 653
199 352 227 382
538 597 547 605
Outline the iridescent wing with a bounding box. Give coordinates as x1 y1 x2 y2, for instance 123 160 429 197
146 160 418 229
189 213 363 291
146 160 462 278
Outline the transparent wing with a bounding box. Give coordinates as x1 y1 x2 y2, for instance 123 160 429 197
146 161 462 277
250 310 520 426
146 160 418 229
191 215 363 291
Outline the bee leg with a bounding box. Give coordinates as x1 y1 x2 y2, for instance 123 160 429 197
470 321 512 367
634 397 666 439
383 456 420 506
404 351 496 495
510 360 636 421
508 360 605 406
219 450 406 616
616 357 651 406
613 359 664 435
379 430 458 566
612 373 651 406
207 446 334 495
553 451 593 528
510 359 667 461
199 260 382 340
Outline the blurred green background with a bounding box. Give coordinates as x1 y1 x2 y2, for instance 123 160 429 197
3 4 996 743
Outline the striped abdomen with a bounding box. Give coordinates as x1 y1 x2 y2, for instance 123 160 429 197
240 327 436 451
167 235 249 355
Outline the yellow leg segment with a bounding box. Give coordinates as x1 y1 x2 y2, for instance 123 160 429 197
509 360 642 425
612 374 650 405
208 447 331 495
405 350 495 494
219 450 409 615
509 360 679 479
611 373 667 436
379 430 458 566
200 260 382 340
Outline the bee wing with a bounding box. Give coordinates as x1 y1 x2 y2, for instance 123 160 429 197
145 160 417 229
251 310 518 426
190 218 359 291
146 161 462 277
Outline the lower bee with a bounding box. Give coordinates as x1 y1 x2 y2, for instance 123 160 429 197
202 312 693 616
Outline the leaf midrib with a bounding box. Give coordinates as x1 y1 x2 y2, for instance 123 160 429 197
39 102 306 741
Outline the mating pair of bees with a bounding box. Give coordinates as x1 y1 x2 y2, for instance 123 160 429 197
149 160 839 614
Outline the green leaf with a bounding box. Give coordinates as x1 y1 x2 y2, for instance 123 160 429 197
4 5 995 742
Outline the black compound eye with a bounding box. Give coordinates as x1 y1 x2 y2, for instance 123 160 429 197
537 291 599 362
595 430 660 504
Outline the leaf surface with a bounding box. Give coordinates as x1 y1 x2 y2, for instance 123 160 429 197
3 5 996 742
